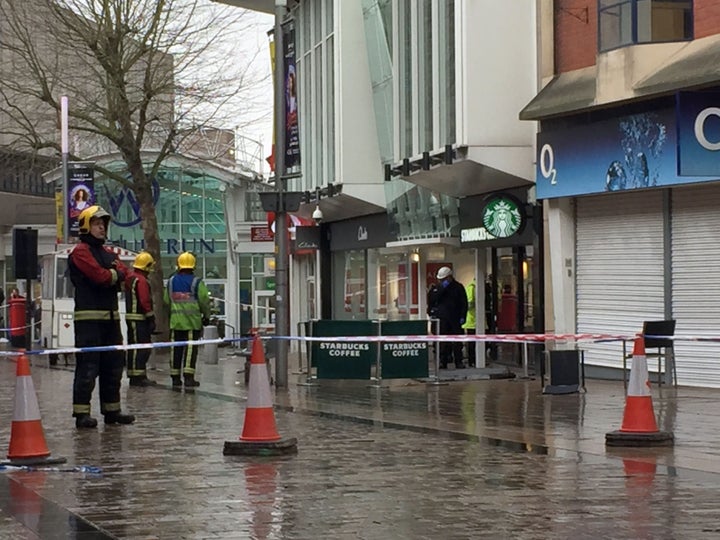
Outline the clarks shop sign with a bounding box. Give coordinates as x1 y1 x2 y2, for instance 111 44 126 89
329 213 395 251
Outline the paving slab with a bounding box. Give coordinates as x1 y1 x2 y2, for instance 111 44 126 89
0 350 718 538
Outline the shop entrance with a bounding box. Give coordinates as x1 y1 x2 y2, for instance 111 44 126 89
487 245 537 364
488 245 535 333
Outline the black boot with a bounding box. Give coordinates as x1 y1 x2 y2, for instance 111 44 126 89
171 376 182 387
75 414 98 429
184 374 200 387
104 412 136 425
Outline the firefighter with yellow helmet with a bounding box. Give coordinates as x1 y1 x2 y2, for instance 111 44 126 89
68 205 135 428
163 251 211 387
124 251 157 386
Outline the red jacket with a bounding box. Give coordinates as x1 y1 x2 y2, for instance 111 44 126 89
68 241 128 321
125 270 154 322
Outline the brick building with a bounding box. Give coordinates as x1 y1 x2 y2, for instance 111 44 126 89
523 0 720 386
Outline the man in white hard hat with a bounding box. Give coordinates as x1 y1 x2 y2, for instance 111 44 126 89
434 266 468 369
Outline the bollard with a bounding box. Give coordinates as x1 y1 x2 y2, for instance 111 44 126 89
201 325 219 365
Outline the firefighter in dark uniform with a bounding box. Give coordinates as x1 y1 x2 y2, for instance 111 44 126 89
125 251 157 387
164 251 211 388
69 205 135 428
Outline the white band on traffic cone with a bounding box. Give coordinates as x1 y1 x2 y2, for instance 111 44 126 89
247 364 273 408
627 354 651 397
14 376 42 422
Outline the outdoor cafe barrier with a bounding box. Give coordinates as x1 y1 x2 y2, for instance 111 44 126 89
300 319 432 381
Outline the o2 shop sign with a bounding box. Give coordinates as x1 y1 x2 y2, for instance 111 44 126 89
693 107 720 151
539 143 557 185
677 91 720 177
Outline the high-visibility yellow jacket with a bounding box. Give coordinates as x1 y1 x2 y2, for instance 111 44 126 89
462 280 476 330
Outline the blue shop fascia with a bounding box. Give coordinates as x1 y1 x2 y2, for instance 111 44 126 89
525 87 720 386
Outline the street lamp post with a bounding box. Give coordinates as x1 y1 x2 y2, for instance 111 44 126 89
274 0 289 388
61 96 69 244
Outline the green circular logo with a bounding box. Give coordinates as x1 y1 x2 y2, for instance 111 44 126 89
482 196 523 238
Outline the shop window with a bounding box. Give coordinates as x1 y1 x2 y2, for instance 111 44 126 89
332 250 366 320
599 0 692 52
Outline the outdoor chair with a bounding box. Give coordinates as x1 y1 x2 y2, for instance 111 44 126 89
623 320 677 387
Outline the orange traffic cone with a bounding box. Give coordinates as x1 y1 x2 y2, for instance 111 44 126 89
606 336 673 446
224 337 297 456
4 355 66 466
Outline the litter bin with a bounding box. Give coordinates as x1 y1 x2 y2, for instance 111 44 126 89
201 325 219 365
541 349 585 394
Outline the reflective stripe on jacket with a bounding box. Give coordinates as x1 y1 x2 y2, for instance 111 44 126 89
163 272 211 331
68 241 127 322
125 271 154 322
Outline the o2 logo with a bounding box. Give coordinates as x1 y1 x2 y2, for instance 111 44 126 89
104 178 160 227
694 107 720 151
540 143 557 185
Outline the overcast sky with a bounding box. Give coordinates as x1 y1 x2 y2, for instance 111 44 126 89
232 9 275 176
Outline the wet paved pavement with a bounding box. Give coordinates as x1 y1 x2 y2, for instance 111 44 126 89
1 347 720 538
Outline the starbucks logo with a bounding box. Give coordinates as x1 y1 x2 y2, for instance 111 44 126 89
482 196 523 238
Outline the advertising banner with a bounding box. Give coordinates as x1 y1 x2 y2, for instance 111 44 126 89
676 91 720 176
380 320 429 379
536 108 705 199
283 19 301 173
311 320 376 379
67 162 95 236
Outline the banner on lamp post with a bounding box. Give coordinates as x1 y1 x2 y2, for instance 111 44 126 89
67 161 95 237
283 19 300 174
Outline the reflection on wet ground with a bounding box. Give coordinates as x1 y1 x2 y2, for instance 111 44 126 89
0 354 720 538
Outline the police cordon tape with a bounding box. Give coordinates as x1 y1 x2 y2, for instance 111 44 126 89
0 321 41 333
0 332 693 358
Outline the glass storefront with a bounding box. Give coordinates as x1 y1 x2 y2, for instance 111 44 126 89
368 250 418 320
94 166 227 279
333 249 366 320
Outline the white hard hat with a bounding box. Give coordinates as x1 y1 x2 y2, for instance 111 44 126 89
436 266 453 279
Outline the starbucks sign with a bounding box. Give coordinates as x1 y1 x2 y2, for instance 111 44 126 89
482 195 524 238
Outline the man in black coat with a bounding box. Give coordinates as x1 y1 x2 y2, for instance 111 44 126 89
434 266 468 369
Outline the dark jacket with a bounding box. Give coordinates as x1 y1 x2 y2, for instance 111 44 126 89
435 279 468 329
68 235 127 322
427 284 441 318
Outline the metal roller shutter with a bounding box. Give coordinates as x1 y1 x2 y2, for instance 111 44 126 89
576 191 665 369
672 184 720 388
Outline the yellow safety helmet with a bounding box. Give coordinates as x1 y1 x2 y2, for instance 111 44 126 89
177 251 196 270
78 205 110 234
133 251 155 272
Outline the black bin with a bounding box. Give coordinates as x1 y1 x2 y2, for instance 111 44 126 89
542 350 584 394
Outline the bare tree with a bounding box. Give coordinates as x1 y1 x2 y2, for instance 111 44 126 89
0 0 269 334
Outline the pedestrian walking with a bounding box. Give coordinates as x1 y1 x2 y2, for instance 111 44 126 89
462 278 477 367
434 266 468 369
68 205 135 428
164 251 211 388
125 251 157 387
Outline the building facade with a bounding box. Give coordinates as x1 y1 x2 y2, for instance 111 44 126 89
523 0 720 387
220 0 541 367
